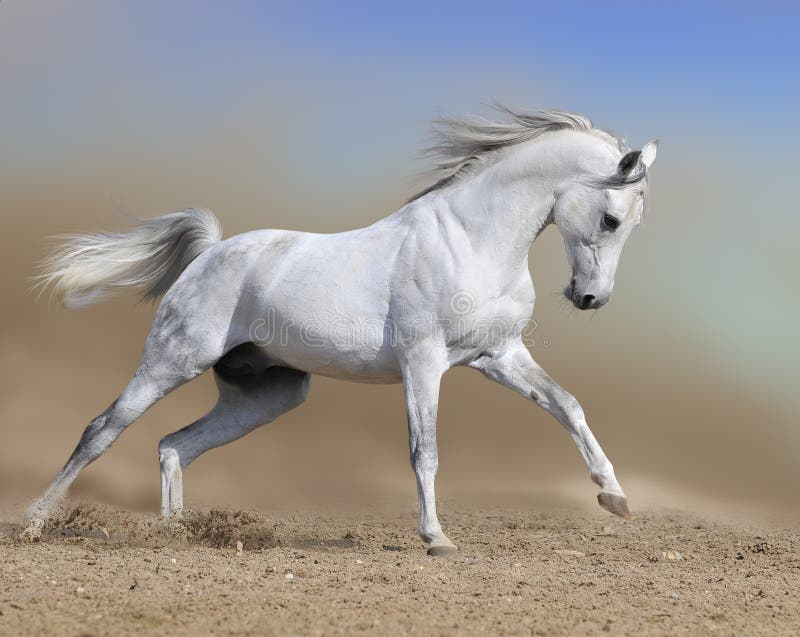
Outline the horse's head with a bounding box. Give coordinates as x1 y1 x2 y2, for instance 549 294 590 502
553 140 658 310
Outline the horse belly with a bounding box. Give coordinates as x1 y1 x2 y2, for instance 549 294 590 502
256 326 402 383
246 288 402 383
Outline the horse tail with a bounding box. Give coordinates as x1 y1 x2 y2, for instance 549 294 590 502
35 208 222 308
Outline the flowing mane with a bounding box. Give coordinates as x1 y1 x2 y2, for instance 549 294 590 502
409 105 631 201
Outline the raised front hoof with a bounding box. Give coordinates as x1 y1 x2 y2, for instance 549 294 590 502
427 544 458 557
597 492 632 519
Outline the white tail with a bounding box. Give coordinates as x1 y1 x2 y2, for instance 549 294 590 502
36 208 222 307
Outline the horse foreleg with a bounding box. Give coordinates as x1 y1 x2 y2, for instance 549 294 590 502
400 348 456 555
472 340 630 518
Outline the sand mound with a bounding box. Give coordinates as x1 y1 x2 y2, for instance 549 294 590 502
31 502 278 550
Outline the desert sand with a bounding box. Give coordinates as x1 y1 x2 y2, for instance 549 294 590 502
1 501 798 636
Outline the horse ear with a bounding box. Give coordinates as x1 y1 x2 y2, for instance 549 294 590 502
640 139 658 168
617 150 641 175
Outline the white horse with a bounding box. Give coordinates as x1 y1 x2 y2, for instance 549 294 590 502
26 107 657 553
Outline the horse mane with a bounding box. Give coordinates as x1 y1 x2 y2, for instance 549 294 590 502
409 105 632 202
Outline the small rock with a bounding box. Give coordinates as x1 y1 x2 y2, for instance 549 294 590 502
170 558 177 565
236 541 243 555
100 527 110 540
662 551 683 561
285 572 294 580
669 592 680 599
355 559 363 564
75 586 85 594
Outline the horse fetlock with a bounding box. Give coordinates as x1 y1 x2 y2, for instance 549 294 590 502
419 521 454 544
21 493 60 540
589 461 619 491
20 516 45 541
159 447 184 518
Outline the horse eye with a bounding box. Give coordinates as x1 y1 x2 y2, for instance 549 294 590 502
603 213 620 230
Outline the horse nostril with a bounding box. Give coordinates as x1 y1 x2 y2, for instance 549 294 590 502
580 294 595 310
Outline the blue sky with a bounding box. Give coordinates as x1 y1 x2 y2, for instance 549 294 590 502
5 3 799 123
118 1 800 123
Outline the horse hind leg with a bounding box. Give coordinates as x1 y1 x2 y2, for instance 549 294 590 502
22 328 229 540
158 363 311 518
21 372 178 539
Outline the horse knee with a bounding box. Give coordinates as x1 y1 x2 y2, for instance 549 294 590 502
410 446 438 476
552 391 584 423
590 460 615 487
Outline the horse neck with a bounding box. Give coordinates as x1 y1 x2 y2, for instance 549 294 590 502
433 130 613 266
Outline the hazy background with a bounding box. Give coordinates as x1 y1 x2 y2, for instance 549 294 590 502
1 2 797 522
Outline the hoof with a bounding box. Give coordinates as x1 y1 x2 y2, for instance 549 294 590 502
19 518 44 542
163 516 186 536
427 544 458 557
162 508 184 522
597 492 632 519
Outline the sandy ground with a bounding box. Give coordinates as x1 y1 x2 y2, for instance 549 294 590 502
1 501 798 636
